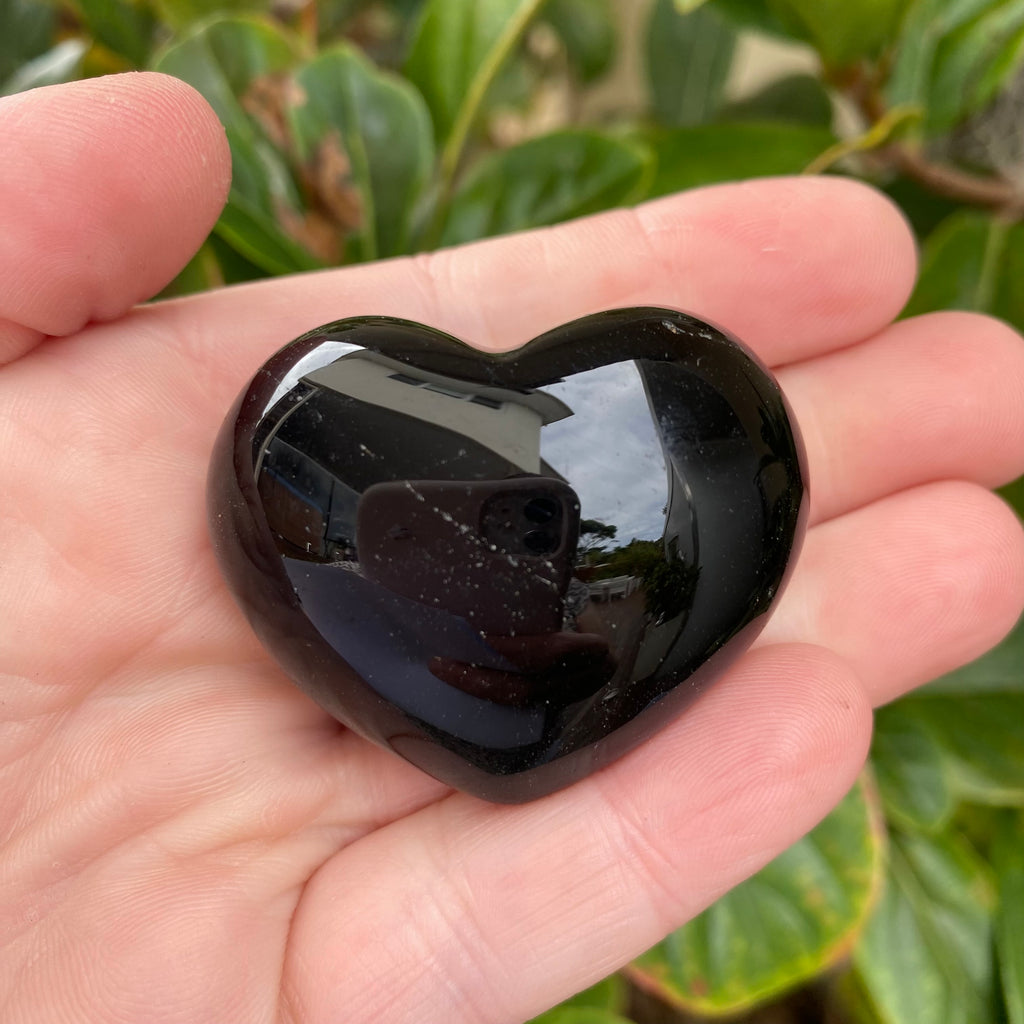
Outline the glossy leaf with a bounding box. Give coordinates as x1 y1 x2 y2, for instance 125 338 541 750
992 222 1024 333
768 0 911 69
217 190 322 276
289 46 434 259
0 0 56 83
404 0 545 176
896 694 1024 806
994 814 1024 1024
901 211 1001 318
441 130 651 245
628 778 883 1016
926 2 1024 132
854 830 995 1024
872 616 1024 816
903 212 1024 333
646 0 736 126
871 703 955 832
153 18 318 277
545 0 616 83
1 38 87 96
71 0 157 67
646 121 833 198
886 0 992 110
888 0 1024 134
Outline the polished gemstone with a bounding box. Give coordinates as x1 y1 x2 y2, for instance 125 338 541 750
208 308 807 802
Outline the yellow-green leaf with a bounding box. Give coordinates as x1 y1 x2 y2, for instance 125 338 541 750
769 0 912 69
628 778 884 1015
854 830 995 1024
994 814 1024 1024
647 0 737 126
645 121 834 198
404 0 545 178
441 130 651 246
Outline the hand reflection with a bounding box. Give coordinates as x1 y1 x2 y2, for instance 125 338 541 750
429 632 616 707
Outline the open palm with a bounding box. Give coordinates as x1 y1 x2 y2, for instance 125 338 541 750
3 75 1024 1024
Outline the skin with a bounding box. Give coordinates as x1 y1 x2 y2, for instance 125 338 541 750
2 72 1024 1024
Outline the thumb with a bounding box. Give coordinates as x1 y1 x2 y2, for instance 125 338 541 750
0 71 231 364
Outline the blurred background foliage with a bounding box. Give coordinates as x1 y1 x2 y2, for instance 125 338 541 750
4 0 1024 1021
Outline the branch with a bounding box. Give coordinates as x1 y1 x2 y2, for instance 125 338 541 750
886 144 1024 212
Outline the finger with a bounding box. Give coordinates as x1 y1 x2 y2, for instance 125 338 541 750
761 481 1024 705
280 644 871 1024
778 312 1024 526
0 72 230 363
160 175 916 392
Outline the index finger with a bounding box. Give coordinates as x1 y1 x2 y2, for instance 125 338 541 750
162 175 916 381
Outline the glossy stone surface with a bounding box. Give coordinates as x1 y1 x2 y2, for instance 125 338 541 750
208 308 807 802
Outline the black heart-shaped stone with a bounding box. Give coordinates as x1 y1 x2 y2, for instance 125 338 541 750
208 308 807 802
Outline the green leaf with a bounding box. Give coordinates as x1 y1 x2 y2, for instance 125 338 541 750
216 189 322 276
153 18 319 273
926 2 1024 132
404 0 545 178
895 694 1024 806
720 73 833 126
994 814 1024 1024
0 0 56 83
708 0 792 36
441 130 651 246
1 38 87 96
854 830 995 1024
886 0 1003 111
646 0 736 126
527 976 631 1024
871 703 955 833
888 0 1024 134
901 210 1008 319
768 0 912 68
152 0 272 32
872 618 1024 812
903 212 1024 334
628 778 884 1015
645 121 833 198
993 222 1024 334
289 45 434 260
70 0 157 67
545 0 615 83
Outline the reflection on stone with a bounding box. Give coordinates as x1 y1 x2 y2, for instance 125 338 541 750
208 308 807 802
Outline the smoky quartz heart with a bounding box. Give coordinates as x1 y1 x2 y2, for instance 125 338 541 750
208 308 807 802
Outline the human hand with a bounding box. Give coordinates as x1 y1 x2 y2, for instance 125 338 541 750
3 74 1023 1024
